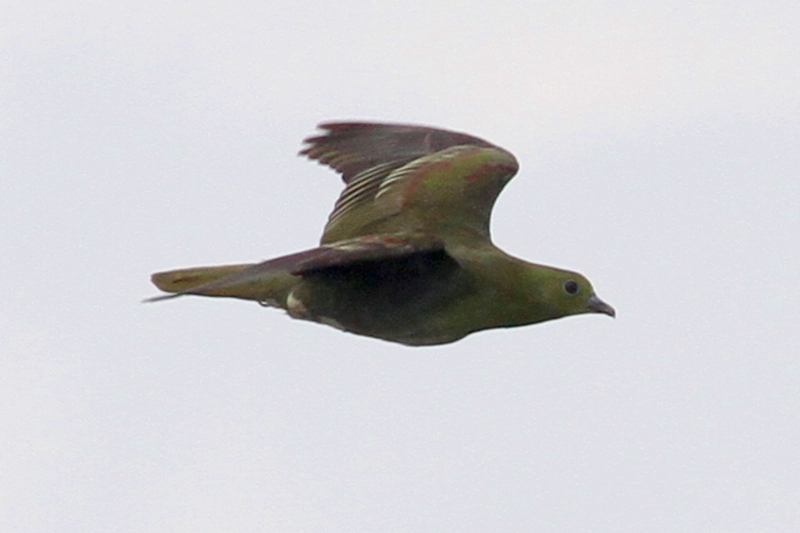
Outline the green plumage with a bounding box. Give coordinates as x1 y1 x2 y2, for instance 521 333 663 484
149 122 614 345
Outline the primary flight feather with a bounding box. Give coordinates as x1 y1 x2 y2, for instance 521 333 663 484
149 122 614 345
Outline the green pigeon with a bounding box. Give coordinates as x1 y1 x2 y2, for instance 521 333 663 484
148 122 614 345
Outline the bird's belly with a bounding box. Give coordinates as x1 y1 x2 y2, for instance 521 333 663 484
288 274 473 346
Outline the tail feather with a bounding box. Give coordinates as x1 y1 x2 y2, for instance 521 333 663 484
146 263 297 306
151 264 255 293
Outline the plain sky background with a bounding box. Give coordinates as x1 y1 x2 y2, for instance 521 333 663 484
2 1 799 531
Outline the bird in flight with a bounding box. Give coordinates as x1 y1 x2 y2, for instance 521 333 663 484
148 122 614 345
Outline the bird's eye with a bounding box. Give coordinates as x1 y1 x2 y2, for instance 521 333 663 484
563 280 579 295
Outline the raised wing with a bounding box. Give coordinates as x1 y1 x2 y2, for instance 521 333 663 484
301 122 519 245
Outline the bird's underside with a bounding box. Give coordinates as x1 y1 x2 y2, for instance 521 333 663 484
286 245 473 345
148 121 615 346
151 233 491 345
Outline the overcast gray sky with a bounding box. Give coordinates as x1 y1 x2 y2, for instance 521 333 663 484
2 1 799 531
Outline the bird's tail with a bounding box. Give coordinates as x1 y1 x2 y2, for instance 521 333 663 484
146 263 297 307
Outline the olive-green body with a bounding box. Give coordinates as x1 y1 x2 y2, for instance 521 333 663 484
149 122 614 345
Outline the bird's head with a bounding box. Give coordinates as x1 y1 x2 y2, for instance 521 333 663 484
532 267 615 321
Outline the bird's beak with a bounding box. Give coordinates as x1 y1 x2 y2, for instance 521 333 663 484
587 295 615 318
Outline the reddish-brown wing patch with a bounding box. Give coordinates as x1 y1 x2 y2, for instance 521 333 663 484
289 233 445 275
